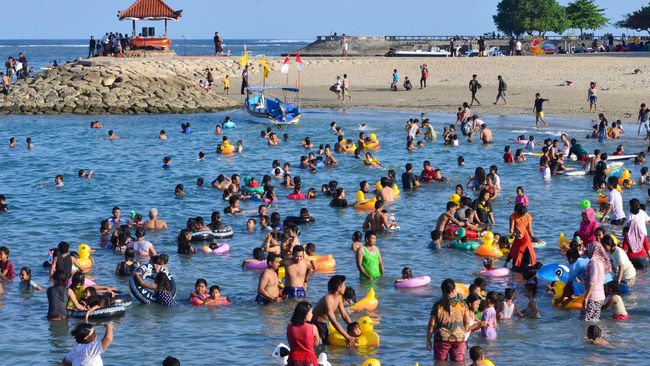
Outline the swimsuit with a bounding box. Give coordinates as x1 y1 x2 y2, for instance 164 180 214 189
313 320 329 344
255 294 271 305
361 246 381 279
283 286 306 299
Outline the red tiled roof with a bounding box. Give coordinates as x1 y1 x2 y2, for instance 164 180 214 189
118 0 182 20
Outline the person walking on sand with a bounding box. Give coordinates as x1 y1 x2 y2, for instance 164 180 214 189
469 74 481 106
342 74 351 100
494 75 507 105
391 69 399 91
420 64 429 89
533 93 549 128
340 34 349 57
588 82 598 112
214 32 223 55
449 38 456 57
241 64 249 95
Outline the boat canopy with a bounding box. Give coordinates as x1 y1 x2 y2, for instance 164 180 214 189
248 86 300 93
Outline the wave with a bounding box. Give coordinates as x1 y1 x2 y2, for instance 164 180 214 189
0 44 87 48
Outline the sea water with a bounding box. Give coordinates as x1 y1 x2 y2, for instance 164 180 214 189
0 109 649 365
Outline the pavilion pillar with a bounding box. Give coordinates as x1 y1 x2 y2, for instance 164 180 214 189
164 19 168 37
132 20 136 37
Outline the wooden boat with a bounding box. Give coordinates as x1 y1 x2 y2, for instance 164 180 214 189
130 37 172 50
244 87 301 125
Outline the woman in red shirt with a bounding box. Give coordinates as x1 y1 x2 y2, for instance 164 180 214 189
286 301 320 366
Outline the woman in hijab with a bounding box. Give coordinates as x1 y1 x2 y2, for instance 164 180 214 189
577 208 599 244
623 198 650 269
580 227 611 321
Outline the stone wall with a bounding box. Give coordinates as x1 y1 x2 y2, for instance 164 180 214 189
0 57 275 115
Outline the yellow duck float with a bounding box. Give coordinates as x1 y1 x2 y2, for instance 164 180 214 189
551 281 585 310
347 287 378 311
360 358 382 366
329 315 380 347
76 243 94 273
475 232 503 258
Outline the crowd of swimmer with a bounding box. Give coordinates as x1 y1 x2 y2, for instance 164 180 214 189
2 107 650 365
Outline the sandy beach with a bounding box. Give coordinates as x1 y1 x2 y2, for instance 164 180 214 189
259 55 649 124
1 54 647 121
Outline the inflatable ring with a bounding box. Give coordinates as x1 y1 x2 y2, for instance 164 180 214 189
190 293 227 306
355 200 376 211
217 144 235 154
244 260 267 270
283 216 316 226
212 228 234 239
482 268 510 277
191 230 214 243
344 144 357 153
70 305 126 320
306 255 336 272
453 240 480 251
532 241 547 249
103 292 133 307
129 264 177 304
444 225 478 240
394 275 431 288
287 193 306 200
363 141 380 150
475 245 503 258
200 243 230 255
346 288 378 311
455 283 470 298
244 186 264 195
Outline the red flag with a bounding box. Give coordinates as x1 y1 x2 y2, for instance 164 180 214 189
281 55 290 74
295 51 303 71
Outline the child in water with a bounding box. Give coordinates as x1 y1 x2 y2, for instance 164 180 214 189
363 152 380 166
481 291 498 340
19 267 43 292
514 186 529 206
347 322 362 343
469 346 487 366
522 282 540 318
203 285 230 306
503 145 514 163
394 267 413 284
602 281 628 320
80 287 110 321
343 286 357 306
515 148 526 162
501 288 523 319
190 278 209 305
587 325 609 346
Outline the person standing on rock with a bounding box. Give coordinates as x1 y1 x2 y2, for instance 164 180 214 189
340 34 348 57
241 64 249 95
469 74 481 106
88 36 97 59
213 32 223 55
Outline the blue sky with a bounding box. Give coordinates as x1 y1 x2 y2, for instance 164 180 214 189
1 0 644 39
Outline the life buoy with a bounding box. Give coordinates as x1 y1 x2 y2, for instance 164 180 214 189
212 228 234 239
70 305 126 320
102 292 133 307
191 230 214 243
129 264 177 304
283 216 316 226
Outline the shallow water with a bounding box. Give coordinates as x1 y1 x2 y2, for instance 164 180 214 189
1 109 649 365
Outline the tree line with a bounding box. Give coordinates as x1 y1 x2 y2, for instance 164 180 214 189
494 0 650 37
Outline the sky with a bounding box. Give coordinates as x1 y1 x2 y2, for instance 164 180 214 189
0 0 644 39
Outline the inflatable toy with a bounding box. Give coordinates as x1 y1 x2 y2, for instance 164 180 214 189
482 267 510 277
329 316 379 347
580 199 591 209
475 244 503 258
395 275 431 288
346 287 378 311
70 305 126 320
360 359 381 366
129 264 177 304
200 243 230 255
307 255 336 272
212 228 234 239
355 199 377 211
191 230 214 243
76 244 94 272
244 260 267 270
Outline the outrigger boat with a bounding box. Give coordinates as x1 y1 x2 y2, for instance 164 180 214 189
244 86 302 124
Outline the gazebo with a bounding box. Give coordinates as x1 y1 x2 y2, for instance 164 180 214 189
117 0 182 50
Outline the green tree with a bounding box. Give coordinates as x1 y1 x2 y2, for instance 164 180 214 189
493 0 526 36
616 3 650 35
566 0 609 35
493 0 569 36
